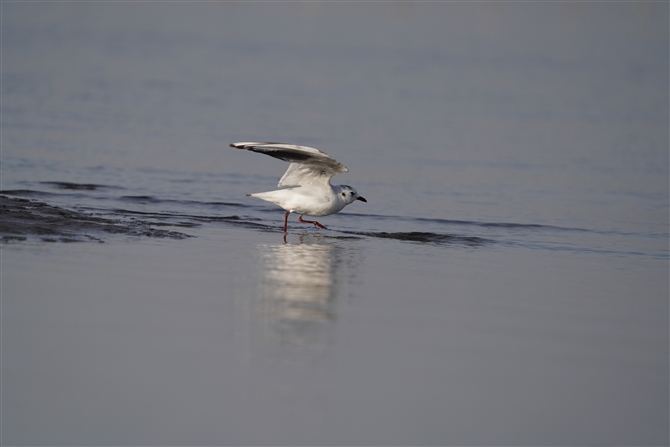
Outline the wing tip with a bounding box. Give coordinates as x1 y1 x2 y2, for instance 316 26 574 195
230 142 257 150
230 141 284 150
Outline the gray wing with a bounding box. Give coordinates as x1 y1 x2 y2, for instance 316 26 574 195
230 142 349 187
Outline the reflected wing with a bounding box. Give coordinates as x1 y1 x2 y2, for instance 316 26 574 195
230 142 349 187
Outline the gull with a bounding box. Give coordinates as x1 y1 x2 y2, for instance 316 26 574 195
230 142 366 232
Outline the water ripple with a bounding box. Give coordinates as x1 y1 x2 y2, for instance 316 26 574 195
343 230 491 246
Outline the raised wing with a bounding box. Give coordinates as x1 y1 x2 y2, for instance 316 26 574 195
230 142 349 187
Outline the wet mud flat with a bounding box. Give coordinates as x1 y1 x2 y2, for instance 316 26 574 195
0 193 494 247
0 195 190 243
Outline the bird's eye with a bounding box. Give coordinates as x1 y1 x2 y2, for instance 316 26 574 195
342 192 346 197
350 192 354 195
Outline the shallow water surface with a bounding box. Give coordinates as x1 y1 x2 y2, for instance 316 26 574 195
2 2 668 445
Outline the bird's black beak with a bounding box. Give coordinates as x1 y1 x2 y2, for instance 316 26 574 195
356 196 367 203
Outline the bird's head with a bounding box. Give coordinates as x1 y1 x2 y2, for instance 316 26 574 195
337 185 367 205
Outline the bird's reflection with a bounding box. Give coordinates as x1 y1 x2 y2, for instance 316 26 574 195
253 235 354 347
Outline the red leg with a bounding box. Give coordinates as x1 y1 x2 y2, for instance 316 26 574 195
298 215 327 230
283 211 290 232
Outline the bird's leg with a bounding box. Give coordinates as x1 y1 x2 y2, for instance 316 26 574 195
283 211 291 232
298 215 327 230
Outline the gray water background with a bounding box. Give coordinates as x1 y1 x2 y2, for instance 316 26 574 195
2 2 668 445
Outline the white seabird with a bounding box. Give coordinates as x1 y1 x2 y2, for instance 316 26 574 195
230 142 366 232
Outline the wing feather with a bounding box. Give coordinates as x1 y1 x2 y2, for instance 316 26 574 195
230 142 349 187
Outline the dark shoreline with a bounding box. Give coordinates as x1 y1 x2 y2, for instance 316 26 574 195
1 195 191 243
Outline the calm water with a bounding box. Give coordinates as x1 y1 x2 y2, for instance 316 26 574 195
2 2 668 445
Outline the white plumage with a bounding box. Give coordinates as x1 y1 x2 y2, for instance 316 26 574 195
230 142 366 232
